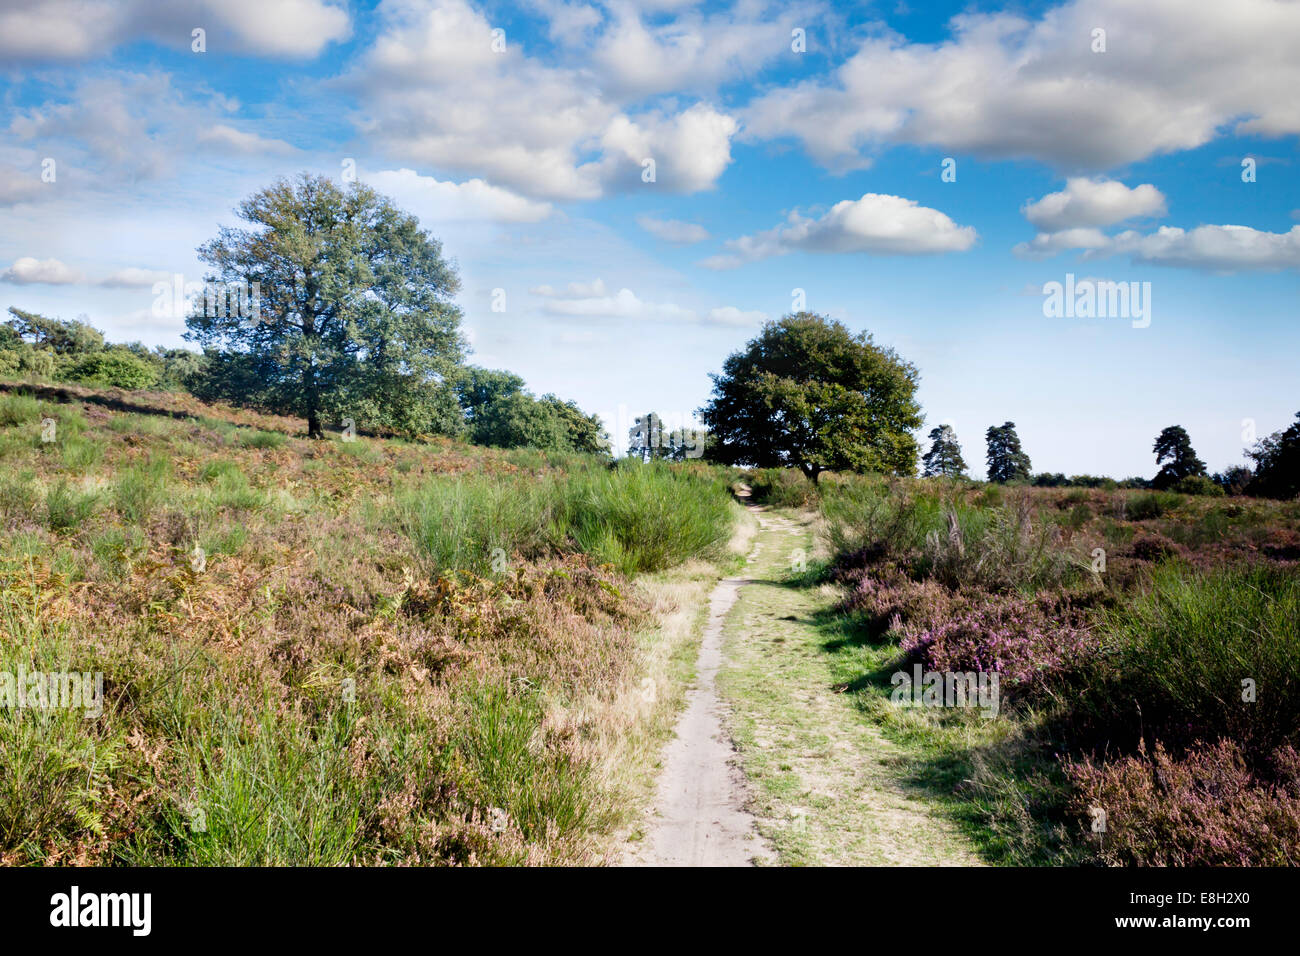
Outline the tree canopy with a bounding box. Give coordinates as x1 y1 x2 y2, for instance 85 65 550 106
1247 412 1300 499
700 312 921 480
185 173 465 438
922 424 968 478
985 422 1032 483
1151 425 1208 489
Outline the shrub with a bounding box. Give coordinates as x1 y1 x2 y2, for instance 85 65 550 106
0 391 42 427
64 350 159 390
1065 740 1300 866
238 429 287 449
394 464 732 576
898 591 1097 690
45 480 100 532
1072 562 1300 757
560 464 732 573
747 467 818 508
114 457 173 524
1126 491 1181 520
1171 474 1224 497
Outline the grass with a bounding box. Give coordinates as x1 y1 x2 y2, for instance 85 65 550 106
392 462 733 577
805 470 1300 865
716 507 989 865
0 381 739 866
45 479 100 532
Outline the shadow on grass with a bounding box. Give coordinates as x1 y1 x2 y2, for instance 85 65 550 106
797 590 1074 865
0 380 359 441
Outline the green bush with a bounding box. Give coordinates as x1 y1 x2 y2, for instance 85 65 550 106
1127 491 1182 520
114 457 173 524
1171 474 1224 497
238 429 287 450
45 480 100 532
394 463 732 576
0 391 42 427
65 350 159 390
747 467 819 508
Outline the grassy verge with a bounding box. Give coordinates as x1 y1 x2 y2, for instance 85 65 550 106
717 506 986 865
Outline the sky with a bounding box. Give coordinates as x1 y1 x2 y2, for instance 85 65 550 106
0 0 1297 476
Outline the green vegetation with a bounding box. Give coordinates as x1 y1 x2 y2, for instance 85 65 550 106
0 384 736 865
702 312 922 480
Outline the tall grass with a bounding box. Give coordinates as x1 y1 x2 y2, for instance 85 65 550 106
1069 561 1300 758
393 463 733 576
113 457 172 524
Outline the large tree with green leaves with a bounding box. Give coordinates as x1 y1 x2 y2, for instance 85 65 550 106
1247 412 1300 499
922 424 968 477
1152 425 1208 489
985 422 1032 483
185 173 465 438
700 312 922 481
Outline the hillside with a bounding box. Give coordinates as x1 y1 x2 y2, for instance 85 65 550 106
0 380 738 865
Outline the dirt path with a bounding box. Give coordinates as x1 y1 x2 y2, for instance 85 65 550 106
629 501 776 866
629 498 983 867
719 508 985 866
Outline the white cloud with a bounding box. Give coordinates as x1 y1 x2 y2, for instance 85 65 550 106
742 0 1300 173
1022 178 1166 231
636 216 710 243
1107 224 1300 272
532 278 607 297
0 0 351 61
1013 227 1112 259
100 267 171 288
537 284 767 326
1 256 83 284
705 306 768 326
590 3 812 99
366 168 552 224
347 0 739 200
0 165 45 206
197 125 295 155
701 193 977 269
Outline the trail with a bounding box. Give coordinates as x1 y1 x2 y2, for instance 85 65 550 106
630 495 983 867
629 492 776 866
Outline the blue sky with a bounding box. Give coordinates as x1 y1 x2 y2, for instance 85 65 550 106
1 0 1297 476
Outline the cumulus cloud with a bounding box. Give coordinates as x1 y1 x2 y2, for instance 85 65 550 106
366 168 552 224
590 2 813 99
0 0 351 61
701 193 977 269
100 267 172 288
636 216 710 243
531 278 607 297
197 125 295 155
1022 178 1166 231
1107 224 1300 272
536 283 767 326
346 0 739 200
1 256 83 284
1013 227 1112 258
742 0 1300 173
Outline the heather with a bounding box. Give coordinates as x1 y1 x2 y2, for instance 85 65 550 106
816 472 1300 865
0 381 734 864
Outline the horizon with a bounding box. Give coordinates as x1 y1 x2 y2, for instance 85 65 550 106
2 0 1297 478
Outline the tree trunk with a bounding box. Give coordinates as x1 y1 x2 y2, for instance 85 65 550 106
307 409 324 440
